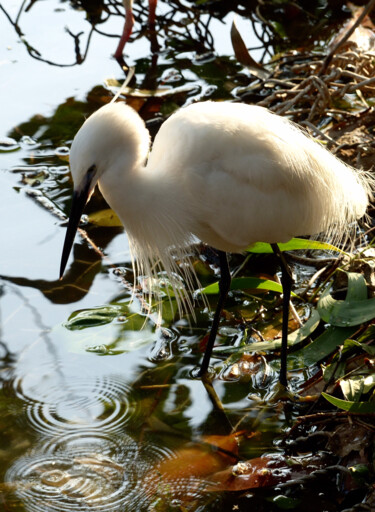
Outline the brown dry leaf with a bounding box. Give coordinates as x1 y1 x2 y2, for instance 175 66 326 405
142 432 248 504
260 314 282 341
152 432 241 482
230 19 269 79
144 431 250 500
206 453 327 492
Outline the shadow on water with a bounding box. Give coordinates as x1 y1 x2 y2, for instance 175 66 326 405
1 1 375 510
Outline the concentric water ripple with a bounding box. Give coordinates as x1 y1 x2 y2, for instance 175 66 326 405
5 373 220 509
8 374 141 436
5 431 177 512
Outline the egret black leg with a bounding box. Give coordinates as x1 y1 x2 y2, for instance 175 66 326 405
198 250 231 376
271 243 294 387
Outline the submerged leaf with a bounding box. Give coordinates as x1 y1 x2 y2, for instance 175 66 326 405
217 309 320 354
249 309 320 352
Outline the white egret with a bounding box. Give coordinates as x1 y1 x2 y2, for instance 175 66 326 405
60 101 372 386
114 0 157 60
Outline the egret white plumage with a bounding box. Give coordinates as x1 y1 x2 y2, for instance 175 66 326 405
60 100 372 387
114 0 157 60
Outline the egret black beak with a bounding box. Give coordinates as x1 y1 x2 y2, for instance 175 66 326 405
59 168 96 279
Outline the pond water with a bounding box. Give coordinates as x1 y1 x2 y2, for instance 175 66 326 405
0 1 361 511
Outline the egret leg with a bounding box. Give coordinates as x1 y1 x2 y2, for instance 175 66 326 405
198 250 231 376
114 1 135 60
148 0 157 26
271 243 294 387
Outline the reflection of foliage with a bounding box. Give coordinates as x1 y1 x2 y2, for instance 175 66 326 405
0 0 354 69
9 99 89 143
8 86 112 143
1 0 227 67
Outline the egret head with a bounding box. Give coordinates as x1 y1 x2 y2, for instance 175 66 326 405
59 102 150 278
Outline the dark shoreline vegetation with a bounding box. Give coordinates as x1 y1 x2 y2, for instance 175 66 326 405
1 1 375 510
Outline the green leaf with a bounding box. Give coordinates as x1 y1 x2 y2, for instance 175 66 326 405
345 272 368 301
356 325 375 345
340 376 365 402
202 277 283 295
65 305 125 330
348 339 375 356
158 297 178 325
87 208 123 227
0 138 20 153
270 495 301 510
56 319 155 356
318 272 375 327
323 359 347 383
363 374 375 394
322 392 375 413
296 325 357 366
60 301 156 355
350 464 370 484
246 237 343 254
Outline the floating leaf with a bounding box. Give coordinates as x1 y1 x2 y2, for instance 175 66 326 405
0 137 20 153
21 170 49 186
322 392 375 413
65 304 125 330
247 237 343 253
56 316 155 356
318 272 375 327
